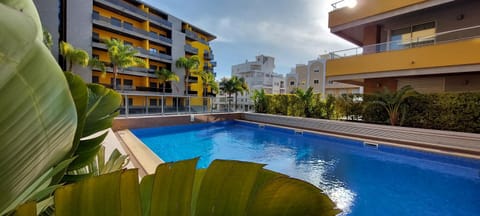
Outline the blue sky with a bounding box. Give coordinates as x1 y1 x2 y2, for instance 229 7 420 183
144 0 355 79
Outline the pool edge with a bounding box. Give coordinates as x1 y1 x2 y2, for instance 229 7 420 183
116 129 164 177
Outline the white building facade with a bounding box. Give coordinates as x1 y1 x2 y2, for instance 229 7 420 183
214 55 285 111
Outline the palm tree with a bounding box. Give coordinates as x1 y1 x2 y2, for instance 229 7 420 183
59 41 89 72
175 56 200 95
59 41 106 74
199 71 218 97
295 87 314 117
220 77 234 111
105 39 145 90
155 68 179 94
371 85 417 126
230 76 249 111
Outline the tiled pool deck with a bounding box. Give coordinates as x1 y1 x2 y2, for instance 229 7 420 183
108 113 480 176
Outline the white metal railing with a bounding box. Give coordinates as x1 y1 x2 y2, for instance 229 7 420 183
329 26 480 59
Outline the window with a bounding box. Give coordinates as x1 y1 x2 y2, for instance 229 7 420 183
92 11 99 19
149 99 157 106
123 21 133 30
110 17 122 27
124 41 133 46
124 79 133 88
149 65 157 71
92 32 100 42
314 69 320 73
111 78 121 86
149 48 158 53
150 82 157 88
92 76 99 83
290 81 295 86
328 80 334 84
127 98 133 106
390 21 435 50
314 80 319 85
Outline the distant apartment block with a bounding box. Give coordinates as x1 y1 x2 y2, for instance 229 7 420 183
287 56 362 96
214 55 285 111
34 0 217 114
327 0 480 94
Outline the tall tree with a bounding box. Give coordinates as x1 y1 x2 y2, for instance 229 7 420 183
59 41 88 72
105 39 144 90
175 56 200 95
371 85 417 126
231 76 249 111
220 77 234 111
199 71 219 97
59 41 106 74
155 68 179 94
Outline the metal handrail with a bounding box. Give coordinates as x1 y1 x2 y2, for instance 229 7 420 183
329 26 480 59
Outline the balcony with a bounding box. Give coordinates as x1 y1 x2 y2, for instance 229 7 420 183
92 13 149 40
186 76 198 83
136 47 172 62
95 0 147 20
328 0 437 28
184 44 198 54
136 86 172 93
148 31 172 45
211 61 217 67
204 50 214 60
185 90 198 95
184 29 209 45
327 34 480 78
148 14 172 29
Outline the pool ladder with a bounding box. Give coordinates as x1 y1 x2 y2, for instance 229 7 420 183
363 142 379 149
294 129 304 135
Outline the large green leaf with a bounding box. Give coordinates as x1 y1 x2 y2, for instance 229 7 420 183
0 0 77 213
17 159 339 216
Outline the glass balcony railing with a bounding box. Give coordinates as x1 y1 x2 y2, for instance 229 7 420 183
148 14 172 28
184 29 209 45
329 26 480 60
203 51 214 60
148 31 172 44
136 47 172 61
184 44 198 54
92 14 149 38
102 0 148 18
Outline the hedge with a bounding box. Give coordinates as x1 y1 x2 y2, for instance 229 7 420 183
256 92 480 133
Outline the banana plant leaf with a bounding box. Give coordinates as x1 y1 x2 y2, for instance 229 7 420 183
0 0 77 214
15 159 341 216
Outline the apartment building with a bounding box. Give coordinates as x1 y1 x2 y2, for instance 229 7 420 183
214 55 285 111
327 0 480 94
286 57 362 96
34 0 216 114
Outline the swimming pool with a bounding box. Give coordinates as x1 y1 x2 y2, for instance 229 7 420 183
132 120 480 215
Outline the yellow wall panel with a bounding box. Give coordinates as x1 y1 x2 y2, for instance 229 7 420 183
326 38 480 77
93 6 143 28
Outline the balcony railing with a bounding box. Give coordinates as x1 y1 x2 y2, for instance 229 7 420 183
136 47 172 61
184 44 198 54
92 14 149 38
329 26 480 60
211 61 217 67
204 51 214 60
148 31 172 44
102 0 148 18
148 14 172 28
184 29 209 45
186 76 198 83
136 86 172 93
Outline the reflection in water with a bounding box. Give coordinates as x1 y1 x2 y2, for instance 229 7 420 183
297 160 356 214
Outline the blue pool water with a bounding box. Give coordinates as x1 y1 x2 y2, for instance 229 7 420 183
132 121 480 215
